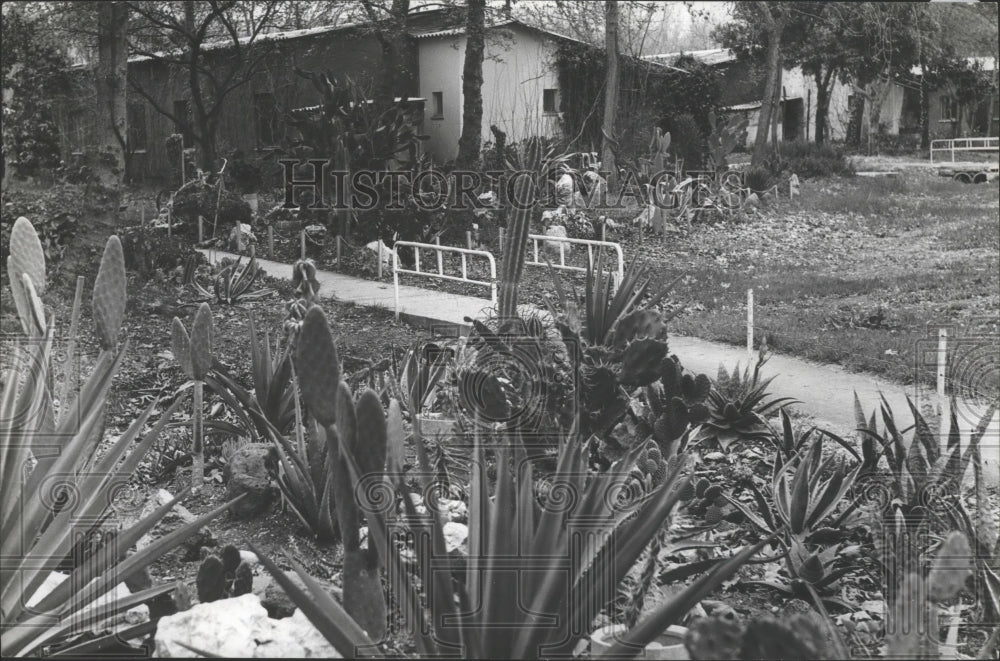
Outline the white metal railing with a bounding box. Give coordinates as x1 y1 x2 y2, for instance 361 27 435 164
392 241 497 320
526 234 624 288
930 137 999 163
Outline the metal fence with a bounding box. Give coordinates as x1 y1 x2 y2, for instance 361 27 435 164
392 241 497 320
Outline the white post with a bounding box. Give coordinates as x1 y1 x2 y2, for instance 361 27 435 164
466 230 473 250
435 236 443 275
747 288 755 359
498 227 505 253
938 327 949 445
141 206 145 227
393 249 400 321
268 225 274 258
300 230 306 260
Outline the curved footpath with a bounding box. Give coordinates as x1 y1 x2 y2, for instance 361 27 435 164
200 249 998 487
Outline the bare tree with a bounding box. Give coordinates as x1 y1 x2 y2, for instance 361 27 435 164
95 2 129 185
127 0 280 171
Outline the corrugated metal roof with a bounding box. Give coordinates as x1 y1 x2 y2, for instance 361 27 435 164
643 48 736 67
725 100 762 111
910 56 997 75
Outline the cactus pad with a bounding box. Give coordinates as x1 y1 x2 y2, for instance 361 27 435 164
92 236 127 350
295 306 341 427
171 318 193 378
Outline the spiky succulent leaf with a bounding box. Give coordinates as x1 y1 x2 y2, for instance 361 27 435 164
171 317 194 378
619 339 669 387
7 217 47 335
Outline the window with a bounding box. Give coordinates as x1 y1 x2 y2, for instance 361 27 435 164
127 103 147 152
254 92 280 148
940 96 958 122
173 99 194 146
543 88 559 114
432 91 443 118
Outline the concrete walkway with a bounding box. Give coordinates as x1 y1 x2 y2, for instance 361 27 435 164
201 248 999 486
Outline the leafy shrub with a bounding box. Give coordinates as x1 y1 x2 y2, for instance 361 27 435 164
743 165 773 194
120 226 204 279
770 141 855 179
227 149 265 194
666 113 706 172
1 183 114 266
170 183 252 236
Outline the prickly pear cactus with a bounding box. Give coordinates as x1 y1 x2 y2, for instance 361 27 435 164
189 303 214 380
7 217 47 336
92 236 127 351
295 306 341 427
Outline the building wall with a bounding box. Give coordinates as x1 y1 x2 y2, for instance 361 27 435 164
740 66 852 146
417 35 466 163
480 26 561 147
108 28 417 182
416 25 563 163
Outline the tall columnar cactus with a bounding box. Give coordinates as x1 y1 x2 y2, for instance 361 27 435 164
498 138 549 320
294 305 390 639
646 128 672 235
172 303 214 494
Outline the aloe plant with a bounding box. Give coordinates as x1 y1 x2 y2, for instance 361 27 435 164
694 351 797 451
172 303 214 495
1 220 240 656
185 254 273 304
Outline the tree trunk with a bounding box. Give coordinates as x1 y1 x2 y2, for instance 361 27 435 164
601 1 619 191
95 1 128 186
373 0 410 109
770 61 783 149
815 69 833 145
456 0 486 169
751 9 784 166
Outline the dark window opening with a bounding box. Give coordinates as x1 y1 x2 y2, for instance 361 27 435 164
432 91 443 118
127 103 147 152
940 96 958 121
254 92 280 148
543 88 558 114
173 99 194 146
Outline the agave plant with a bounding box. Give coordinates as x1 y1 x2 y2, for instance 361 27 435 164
185 254 273 304
207 311 296 441
855 394 999 622
694 351 797 451
253 330 769 659
1 218 239 657
172 303 214 495
721 420 863 610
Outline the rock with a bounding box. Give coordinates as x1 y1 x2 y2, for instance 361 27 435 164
437 497 468 523
254 571 343 620
365 240 392 265
583 171 608 205
443 522 468 553
703 451 727 462
224 446 276 519
555 172 575 206
227 223 256 251
632 204 655 228
240 550 260 566
543 224 571 257
27 572 149 635
129 489 215 559
154 593 341 658
745 192 760 208
789 174 800 198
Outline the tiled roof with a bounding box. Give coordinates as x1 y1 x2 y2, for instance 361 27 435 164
643 48 736 67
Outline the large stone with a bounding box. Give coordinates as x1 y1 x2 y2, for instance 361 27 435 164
129 489 215 560
254 570 343 620
555 172 575 206
154 593 341 658
365 240 392 265
543 224 571 257
27 572 149 636
224 446 276 519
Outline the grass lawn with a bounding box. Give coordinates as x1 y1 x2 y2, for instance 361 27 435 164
655 172 999 399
